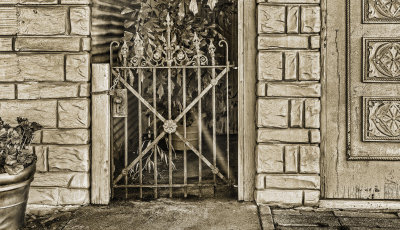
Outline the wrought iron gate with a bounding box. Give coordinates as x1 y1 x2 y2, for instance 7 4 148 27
109 14 236 199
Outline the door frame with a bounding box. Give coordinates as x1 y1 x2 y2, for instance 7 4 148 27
90 0 257 203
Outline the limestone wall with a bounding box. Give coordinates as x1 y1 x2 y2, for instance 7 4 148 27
0 0 91 208
255 0 322 206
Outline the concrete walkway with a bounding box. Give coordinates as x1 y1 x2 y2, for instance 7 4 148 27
23 200 400 229
23 199 261 230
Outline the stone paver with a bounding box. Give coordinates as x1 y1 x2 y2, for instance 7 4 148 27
264 207 400 230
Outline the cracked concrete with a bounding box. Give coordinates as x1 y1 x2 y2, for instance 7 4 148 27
21 200 400 229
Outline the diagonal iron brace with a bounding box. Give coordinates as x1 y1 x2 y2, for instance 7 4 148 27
174 130 228 183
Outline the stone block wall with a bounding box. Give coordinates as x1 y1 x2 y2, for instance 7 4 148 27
255 0 322 206
0 0 91 208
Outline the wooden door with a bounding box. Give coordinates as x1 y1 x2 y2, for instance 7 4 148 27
324 0 400 199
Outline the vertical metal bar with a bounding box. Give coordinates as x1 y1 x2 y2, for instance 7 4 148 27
183 68 187 198
211 47 217 190
166 14 173 198
153 68 158 198
197 57 202 197
226 64 230 182
122 44 129 200
138 70 143 199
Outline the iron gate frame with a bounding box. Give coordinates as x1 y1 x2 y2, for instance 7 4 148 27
109 13 236 199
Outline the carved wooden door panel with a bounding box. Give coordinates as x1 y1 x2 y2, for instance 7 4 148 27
324 0 400 199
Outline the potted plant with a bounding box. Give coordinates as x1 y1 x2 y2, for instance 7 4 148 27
0 117 42 230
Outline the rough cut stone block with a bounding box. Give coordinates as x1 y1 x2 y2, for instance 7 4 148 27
58 99 90 128
256 189 302 206
31 130 41 144
0 7 17 35
79 83 90 97
0 38 13 51
258 5 285 33
304 190 320 206
290 99 303 128
66 54 90 81
32 172 89 188
61 0 90 3
299 52 320 81
258 128 309 143
287 6 299 33
34 145 47 172
256 145 283 173
257 82 266 96
256 174 265 189
300 146 320 173
18 7 67 35
70 7 90 35
305 99 320 128
28 188 58 205
15 37 81 51
20 0 58 4
301 6 321 33
28 188 89 205
0 100 57 127
284 52 297 80
59 189 89 205
18 83 79 99
264 175 320 189
0 84 15 99
258 52 282 81
0 54 19 81
311 36 320 49
284 145 298 173
19 54 64 81
42 129 89 144
0 0 18 4
257 99 288 128
48 145 90 172
81 37 91 51
310 129 321 143
267 83 321 97
259 36 309 50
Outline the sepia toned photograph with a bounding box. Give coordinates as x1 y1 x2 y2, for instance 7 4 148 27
1 0 400 229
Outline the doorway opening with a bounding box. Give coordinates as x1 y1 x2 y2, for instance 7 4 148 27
109 0 239 200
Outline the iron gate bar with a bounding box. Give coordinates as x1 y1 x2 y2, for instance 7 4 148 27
174 131 228 182
183 67 187 197
153 68 158 198
112 67 229 185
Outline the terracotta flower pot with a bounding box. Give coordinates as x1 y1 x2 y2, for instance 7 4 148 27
172 125 199 151
0 163 35 230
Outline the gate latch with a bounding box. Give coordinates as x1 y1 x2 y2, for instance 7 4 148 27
112 89 128 118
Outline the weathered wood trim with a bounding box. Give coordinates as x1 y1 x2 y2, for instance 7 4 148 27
91 63 111 204
320 200 400 209
238 0 256 201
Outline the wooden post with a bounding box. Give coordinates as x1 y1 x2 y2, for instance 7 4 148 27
91 63 111 204
238 0 256 201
